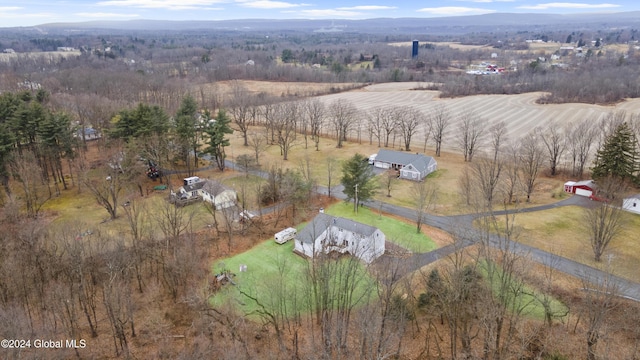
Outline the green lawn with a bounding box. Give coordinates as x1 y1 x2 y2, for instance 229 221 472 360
210 239 377 318
209 202 439 316
324 202 437 253
480 261 568 322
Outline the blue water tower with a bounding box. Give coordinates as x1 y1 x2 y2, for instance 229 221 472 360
412 40 419 58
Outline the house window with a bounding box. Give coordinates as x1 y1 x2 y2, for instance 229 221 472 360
412 172 417 179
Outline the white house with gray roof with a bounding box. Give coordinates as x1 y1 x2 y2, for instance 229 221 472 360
294 213 385 263
373 149 437 181
623 194 640 215
176 177 237 209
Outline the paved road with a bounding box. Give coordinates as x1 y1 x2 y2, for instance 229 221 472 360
210 159 640 301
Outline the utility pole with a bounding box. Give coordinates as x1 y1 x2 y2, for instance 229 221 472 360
354 183 358 214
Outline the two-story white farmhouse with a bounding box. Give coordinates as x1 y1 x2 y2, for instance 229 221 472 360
294 213 385 264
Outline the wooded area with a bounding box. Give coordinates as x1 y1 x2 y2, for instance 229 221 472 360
1 22 640 359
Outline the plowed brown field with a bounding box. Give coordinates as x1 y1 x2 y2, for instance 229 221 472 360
314 82 640 150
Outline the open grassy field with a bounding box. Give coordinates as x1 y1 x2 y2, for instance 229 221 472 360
42 186 214 243
497 206 640 282
0 50 81 63
197 80 361 103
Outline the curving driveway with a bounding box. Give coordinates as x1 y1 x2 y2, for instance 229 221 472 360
207 159 640 301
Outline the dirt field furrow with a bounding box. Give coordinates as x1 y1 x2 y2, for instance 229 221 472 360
314 83 640 147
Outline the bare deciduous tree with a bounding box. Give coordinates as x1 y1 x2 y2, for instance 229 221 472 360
501 143 523 204
82 149 125 220
581 271 620 360
567 119 597 178
422 114 433 153
9 149 50 218
381 107 397 148
457 111 485 162
121 198 149 293
539 120 566 176
229 81 255 146
585 201 625 262
398 107 422 151
476 206 530 360
489 121 508 162
326 157 338 198
518 133 545 202
367 107 385 147
382 169 397 198
470 155 503 210
304 250 375 358
413 179 437 233
155 197 194 249
305 98 326 151
430 104 450 157
329 99 357 148
273 102 298 160
247 129 268 166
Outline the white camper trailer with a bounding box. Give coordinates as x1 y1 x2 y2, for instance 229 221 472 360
274 227 297 244
183 176 201 186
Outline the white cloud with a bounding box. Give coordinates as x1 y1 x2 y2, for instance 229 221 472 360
0 7 22 12
417 6 497 15
97 0 225 10
518 2 621 10
456 0 514 3
75 12 140 18
293 9 363 17
236 1 309 9
336 6 397 10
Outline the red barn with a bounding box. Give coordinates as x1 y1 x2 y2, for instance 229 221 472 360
564 180 596 197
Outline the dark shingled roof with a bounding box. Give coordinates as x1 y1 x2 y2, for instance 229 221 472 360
296 213 378 244
183 179 230 195
375 149 436 173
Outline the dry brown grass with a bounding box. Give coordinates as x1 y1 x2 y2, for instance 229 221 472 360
224 124 640 284
507 206 640 282
226 125 567 216
196 80 360 103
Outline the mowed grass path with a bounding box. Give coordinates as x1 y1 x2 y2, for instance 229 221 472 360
325 202 437 253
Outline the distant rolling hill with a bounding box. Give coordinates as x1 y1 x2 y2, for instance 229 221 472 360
7 11 640 35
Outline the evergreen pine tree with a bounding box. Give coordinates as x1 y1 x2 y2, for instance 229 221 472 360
340 153 377 211
591 122 639 184
203 110 233 171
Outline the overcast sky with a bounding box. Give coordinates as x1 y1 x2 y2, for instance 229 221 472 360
0 0 638 28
